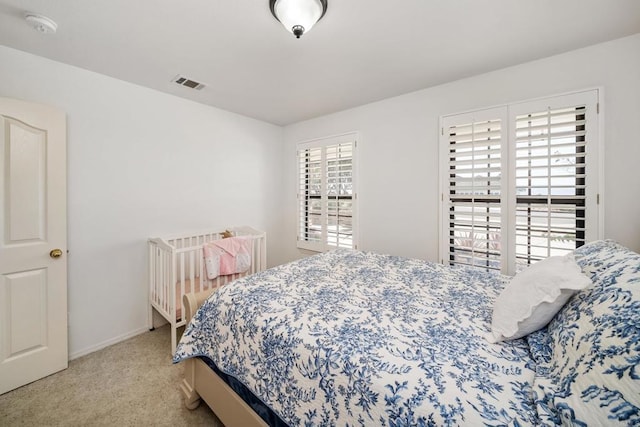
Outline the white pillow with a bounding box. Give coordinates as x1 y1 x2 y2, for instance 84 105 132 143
486 254 591 343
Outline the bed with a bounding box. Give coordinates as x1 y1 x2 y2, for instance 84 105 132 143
173 240 640 426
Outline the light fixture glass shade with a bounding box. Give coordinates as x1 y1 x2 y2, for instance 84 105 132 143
272 0 326 38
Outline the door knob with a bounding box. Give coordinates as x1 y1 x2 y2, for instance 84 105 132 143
50 249 63 258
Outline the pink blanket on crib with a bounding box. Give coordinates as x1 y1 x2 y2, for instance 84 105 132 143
203 236 252 279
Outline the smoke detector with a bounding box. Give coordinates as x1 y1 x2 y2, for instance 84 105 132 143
25 14 58 34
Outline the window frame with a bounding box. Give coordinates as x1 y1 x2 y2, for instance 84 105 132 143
439 90 602 275
296 132 358 252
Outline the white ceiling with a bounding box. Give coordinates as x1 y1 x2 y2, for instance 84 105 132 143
1 1 639 125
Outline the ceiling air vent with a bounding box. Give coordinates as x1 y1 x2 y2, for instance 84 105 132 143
172 75 205 90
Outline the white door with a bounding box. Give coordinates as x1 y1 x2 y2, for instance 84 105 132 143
0 97 67 394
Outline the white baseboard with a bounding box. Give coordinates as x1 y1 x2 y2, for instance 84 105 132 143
69 326 150 360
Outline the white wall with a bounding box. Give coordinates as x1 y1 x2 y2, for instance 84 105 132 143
0 46 284 358
2 33 639 359
282 34 640 264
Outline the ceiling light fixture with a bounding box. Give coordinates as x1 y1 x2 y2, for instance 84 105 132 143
24 13 58 34
269 0 327 39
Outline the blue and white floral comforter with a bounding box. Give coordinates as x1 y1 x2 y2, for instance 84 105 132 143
174 249 538 426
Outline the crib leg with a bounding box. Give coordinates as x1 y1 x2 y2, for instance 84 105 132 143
148 304 155 331
171 323 177 355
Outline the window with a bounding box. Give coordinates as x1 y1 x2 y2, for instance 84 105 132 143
297 133 358 251
440 90 600 275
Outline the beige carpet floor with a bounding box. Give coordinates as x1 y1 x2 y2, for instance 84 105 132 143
0 325 223 426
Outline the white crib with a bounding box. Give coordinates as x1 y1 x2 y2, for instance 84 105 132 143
148 226 266 354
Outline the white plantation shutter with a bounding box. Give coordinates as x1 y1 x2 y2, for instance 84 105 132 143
509 91 599 273
441 90 600 275
297 133 357 251
326 143 354 248
298 146 323 246
443 109 507 271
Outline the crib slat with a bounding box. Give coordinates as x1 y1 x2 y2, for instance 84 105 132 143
165 250 171 314
188 250 195 294
178 252 185 317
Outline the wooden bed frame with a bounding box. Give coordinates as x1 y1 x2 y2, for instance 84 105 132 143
180 291 267 427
